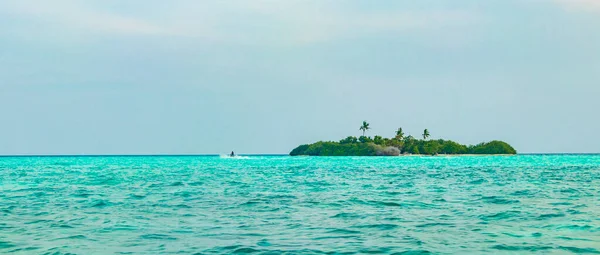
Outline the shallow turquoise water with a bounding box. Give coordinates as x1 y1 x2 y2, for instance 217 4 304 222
1 155 599 254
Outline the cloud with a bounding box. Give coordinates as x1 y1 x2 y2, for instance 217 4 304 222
0 0 480 45
262 8 477 44
0 0 170 36
554 0 600 11
163 1 480 45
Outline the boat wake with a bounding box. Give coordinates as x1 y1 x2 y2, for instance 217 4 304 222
219 154 250 159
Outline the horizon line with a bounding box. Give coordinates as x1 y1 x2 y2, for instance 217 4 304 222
1 153 600 157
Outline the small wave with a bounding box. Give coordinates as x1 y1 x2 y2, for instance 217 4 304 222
502 232 524 238
537 213 565 220
34 211 50 216
264 194 297 200
313 235 359 240
51 161 74 167
238 233 268 237
560 188 580 194
25 219 53 225
480 196 519 204
354 224 399 230
331 212 363 219
175 191 194 198
175 204 192 209
72 192 93 198
402 201 437 209
415 222 454 228
32 191 46 197
129 193 146 199
232 247 260 254
89 200 112 208
50 223 74 229
510 189 536 196
384 191 403 196
558 236 592 241
558 246 600 254
203 245 243 253
169 181 184 187
188 181 204 186
468 179 487 185
384 217 404 221
391 251 433 255
491 244 553 252
554 224 594 231
379 201 402 207
1 205 16 214
101 224 138 232
147 183 163 188
396 182 415 188
240 200 263 206
479 211 521 221
550 202 573 206
359 247 393 254
0 240 16 249
0 224 14 230
138 234 177 240
326 228 362 234
53 235 88 241
256 239 271 247
4 246 39 253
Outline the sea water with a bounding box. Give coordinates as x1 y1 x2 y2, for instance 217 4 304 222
1 155 599 254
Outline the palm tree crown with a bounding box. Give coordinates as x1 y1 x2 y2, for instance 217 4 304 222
423 129 430 140
359 121 370 136
395 128 404 139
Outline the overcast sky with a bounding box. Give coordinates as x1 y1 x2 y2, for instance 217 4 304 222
1 0 599 155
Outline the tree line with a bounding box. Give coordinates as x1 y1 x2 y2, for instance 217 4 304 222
290 121 516 156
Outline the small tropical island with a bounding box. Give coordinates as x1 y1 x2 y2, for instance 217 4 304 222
290 121 517 156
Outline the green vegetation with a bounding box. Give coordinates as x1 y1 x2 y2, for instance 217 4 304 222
289 141 399 156
359 121 370 136
422 129 430 140
395 128 404 140
290 122 517 156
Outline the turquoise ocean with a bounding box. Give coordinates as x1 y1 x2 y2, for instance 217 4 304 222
1 155 599 254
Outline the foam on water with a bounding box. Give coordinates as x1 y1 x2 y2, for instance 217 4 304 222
1 155 600 254
219 154 251 159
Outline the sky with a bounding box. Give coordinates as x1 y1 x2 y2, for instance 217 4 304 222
0 0 599 155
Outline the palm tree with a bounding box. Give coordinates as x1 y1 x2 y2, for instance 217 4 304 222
359 121 370 136
423 129 430 140
395 127 404 140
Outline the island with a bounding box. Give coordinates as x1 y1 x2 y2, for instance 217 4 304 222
290 121 517 156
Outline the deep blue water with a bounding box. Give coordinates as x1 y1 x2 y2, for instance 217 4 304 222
1 155 599 254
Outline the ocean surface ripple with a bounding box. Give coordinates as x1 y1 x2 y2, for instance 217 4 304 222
1 155 600 254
